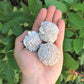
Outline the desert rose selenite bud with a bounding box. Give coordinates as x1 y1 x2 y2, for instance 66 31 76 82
23 31 42 52
39 21 59 43
38 43 60 66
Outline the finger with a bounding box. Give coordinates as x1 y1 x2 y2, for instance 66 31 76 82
53 9 62 24
32 8 47 32
15 30 28 52
55 19 65 49
46 5 56 22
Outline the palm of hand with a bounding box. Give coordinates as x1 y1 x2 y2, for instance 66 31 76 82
14 6 65 84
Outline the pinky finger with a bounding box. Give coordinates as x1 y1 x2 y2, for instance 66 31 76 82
56 19 65 50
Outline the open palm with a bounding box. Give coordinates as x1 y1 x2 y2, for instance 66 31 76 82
14 6 65 84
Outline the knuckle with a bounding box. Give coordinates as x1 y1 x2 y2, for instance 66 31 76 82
15 37 19 42
56 9 62 14
41 8 47 11
49 5 56 9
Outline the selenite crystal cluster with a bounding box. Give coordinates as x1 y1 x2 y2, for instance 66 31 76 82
23 21 60 66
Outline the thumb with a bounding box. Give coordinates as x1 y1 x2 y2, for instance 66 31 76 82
14 30 28 52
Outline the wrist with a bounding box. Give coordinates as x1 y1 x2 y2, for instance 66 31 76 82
21 74 46 84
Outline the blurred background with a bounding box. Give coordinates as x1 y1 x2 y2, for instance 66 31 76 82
0 0 84 84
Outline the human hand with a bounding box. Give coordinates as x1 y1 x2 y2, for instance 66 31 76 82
14 5 65 84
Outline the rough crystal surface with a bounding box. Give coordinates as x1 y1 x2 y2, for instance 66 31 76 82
38 43 60 66
23 31 42 52
39 21 59 43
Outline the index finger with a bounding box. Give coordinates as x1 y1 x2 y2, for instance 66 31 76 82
32 8 47 32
